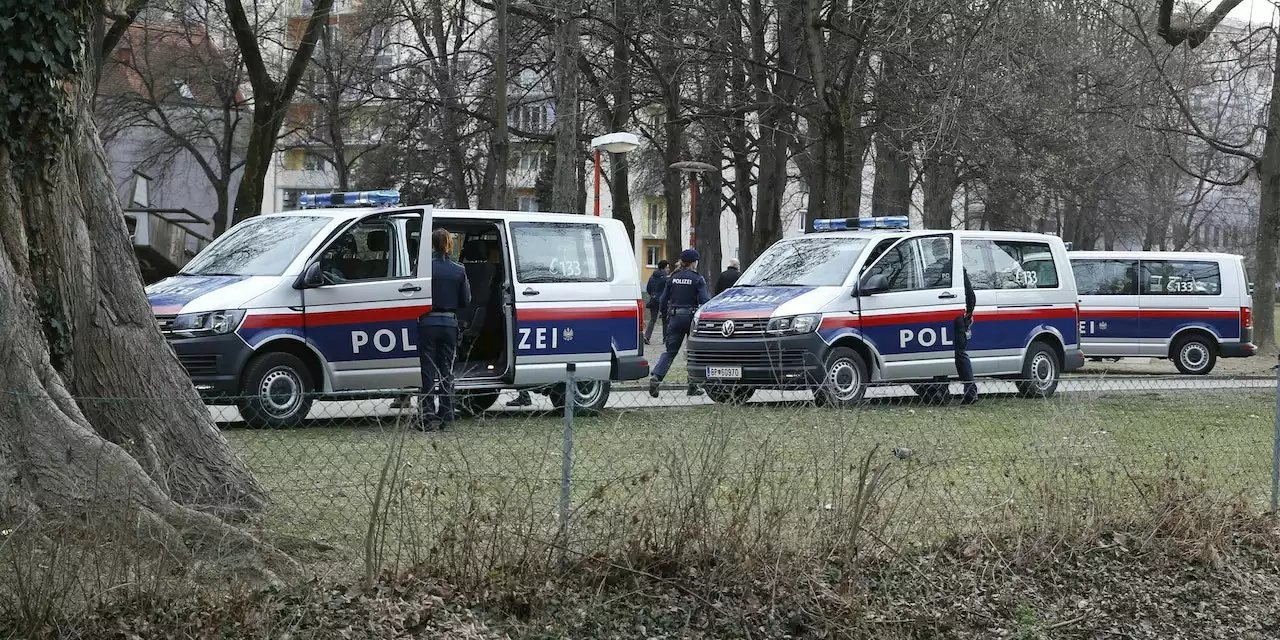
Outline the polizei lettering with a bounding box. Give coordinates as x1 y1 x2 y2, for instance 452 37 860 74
518 327 561 350
351 328 418 354
899 326 954 349
722 294 784 304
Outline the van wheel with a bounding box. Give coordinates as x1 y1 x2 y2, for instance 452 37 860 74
910 382 949 405
706 385 756 405
237 352 314 429
1015 342 1060 399
813 347 868 407
1173 335 1216 375
456 390 500 417
550 380 611 414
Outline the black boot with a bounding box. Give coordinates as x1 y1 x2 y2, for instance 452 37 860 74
648 379 660 398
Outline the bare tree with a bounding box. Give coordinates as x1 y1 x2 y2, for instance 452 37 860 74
227 0 335 224
0 0 288 578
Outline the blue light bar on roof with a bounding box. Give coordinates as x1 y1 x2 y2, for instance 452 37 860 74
812 216 909 232
298 189 400 209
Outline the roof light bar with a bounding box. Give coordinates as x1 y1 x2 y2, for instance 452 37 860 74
812 216 909 232
298 189 400 209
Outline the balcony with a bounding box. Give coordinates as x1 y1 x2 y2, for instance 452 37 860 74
125 208 212 284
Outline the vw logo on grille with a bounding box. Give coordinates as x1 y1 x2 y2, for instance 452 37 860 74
721 320 736 337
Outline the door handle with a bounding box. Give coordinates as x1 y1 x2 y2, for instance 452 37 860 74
398 284 422 293
522 288 540 296
938 291 957 299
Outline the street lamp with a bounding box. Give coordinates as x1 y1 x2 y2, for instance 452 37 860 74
669 160 715 246
590 132 641 216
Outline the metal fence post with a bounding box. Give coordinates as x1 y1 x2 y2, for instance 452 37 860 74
559 364 576 552
1272 353 1279 514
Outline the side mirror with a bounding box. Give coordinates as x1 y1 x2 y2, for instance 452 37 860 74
295 262 325 289
856 273 890 296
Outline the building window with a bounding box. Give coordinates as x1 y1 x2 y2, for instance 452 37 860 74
303 152 328 171
518 150 547 173
646 201 661 236
511 103 550 133
645 244 662 268
517 195 538 212
131 171 150 207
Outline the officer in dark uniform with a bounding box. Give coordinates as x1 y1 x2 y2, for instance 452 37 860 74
419 228 471 429
954 268 978 404
648 249 710 398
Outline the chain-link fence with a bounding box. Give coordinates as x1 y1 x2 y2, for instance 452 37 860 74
35 367 1266 581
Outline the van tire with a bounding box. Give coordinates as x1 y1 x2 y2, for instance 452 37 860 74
705 385 756 405
813 347 868 407
1172 335 1217 375
237 352 314 429
456 390 501 417
550 380 611 415
1015 342 1060 399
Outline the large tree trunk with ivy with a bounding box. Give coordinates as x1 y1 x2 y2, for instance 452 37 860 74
0 1 286 577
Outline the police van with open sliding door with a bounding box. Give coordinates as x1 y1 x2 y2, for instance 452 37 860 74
685 217 1085 405
1068 251 1254 374
146 190 648 428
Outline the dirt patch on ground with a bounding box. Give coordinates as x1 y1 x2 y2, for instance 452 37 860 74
52 520 1280 639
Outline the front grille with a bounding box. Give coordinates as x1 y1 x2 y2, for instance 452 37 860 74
688 349 813 370
156 314 177 334
694 317 769 338
178 354 218 377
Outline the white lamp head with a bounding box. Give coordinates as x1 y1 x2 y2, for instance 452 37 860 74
590 132 641 154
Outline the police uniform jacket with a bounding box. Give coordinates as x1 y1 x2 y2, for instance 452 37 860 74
659 268 710 315
423 251 471 328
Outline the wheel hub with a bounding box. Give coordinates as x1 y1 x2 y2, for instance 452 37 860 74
259 368 302 415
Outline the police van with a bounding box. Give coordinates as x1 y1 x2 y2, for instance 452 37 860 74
1068 250 1254 374
146 190 648 428
685 217 1086 404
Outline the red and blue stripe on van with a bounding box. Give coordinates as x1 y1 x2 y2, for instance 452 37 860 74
818 306 1079 356
515 303 641 356
1077 308 1244 341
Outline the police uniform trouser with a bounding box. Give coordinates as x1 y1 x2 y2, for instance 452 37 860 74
953 314 976 399
644 306 666 342
419 322 459 422
652 308 694 380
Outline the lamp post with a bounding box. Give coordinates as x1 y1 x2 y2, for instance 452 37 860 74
590 132 641 216
669 160 715 246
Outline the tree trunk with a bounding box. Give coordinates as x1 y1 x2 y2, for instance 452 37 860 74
608 0 636 242
2 7 287 578
492 0 510 210
922 150 959 229
749 0 801 258
232 107 281 223
550 0 582 213
1251 34 1280 350
663 110 684 260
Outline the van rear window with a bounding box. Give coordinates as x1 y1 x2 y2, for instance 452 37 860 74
1140 260 1221 295
510 222 613 283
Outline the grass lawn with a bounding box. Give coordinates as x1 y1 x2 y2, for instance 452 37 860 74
225 386 1274 577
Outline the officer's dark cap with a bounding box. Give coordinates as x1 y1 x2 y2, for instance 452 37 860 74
680 249 700 262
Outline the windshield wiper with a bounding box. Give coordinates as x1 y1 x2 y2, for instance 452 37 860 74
182 271 242 277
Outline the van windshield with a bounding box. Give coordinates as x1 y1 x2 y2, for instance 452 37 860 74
181 216 332 277
736 237 871 287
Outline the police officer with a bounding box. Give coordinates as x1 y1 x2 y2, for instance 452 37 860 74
643 259 671 345
418 228 471 429
954 268 978 404
648 249 709 398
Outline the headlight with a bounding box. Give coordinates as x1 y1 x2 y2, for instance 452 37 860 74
171 309 246 337
767 314 821 335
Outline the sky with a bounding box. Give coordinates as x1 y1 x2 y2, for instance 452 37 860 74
1228 0 1278 24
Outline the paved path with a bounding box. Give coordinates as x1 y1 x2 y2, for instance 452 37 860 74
209 375 1275 425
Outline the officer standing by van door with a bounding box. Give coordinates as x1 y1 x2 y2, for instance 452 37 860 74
954 268 978 404
648 249 710 398
419 228 471 429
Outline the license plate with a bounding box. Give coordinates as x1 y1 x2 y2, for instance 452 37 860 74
706 366 742 379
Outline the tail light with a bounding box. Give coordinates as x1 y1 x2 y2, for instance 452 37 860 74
1075 302 1082 341
636 299 645 342
1242 306 1253 329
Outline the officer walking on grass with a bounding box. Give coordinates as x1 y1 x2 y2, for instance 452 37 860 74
648 249 710 398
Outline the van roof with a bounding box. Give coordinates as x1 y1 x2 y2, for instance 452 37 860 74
265 206 616 226
797 229 1066 242
1069 250 1245 261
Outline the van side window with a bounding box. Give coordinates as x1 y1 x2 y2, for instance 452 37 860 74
991 241 1058 289
1141 260 1221 295
511 222 613 283
319 219 398 283
1072 259 1137 295
866 236 951 292
961 239 996 290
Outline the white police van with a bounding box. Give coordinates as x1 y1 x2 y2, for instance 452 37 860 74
685 217 1085 404
1068 251 1255 374
147 190 648 428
